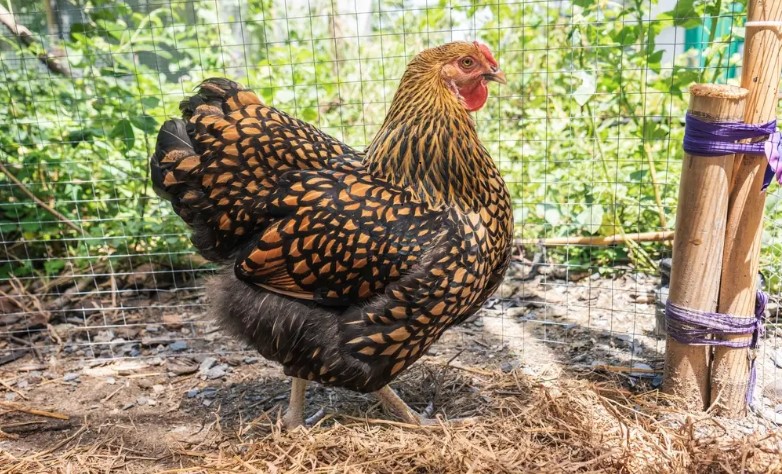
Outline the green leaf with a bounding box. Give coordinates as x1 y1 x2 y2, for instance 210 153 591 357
647 50 665 74
130 114 159 134
629 169 649 182
539 203 562 227
661 0 702 28
573 71 596 107
300 107 318 123
572 0 595 8
44 259 66 276
141 96 161 109
110 118 135 149
576 204 605 234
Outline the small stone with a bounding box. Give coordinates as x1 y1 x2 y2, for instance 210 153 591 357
152 384 165 394
205 365 227 380
162 313 183 328
243 357 259 364
763 379 782 403
106 377 116 385
186 389 200 398
119 343 139 357
169 340 188 352
63 373 80 382
200 387 217 399
199 357 217 373
202 399 213 407
5 393 16 401
140 336 173 347
122 402 135 410
145 324 160 333
16 379 28 389
93 330 114 343
169 363 198 376
630 362 653 378
770 349 782 369
137 396 157 406
501 360 520 373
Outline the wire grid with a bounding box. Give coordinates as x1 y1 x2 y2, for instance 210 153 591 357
0 0 778 407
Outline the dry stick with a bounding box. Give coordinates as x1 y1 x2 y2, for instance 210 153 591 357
516 230 674 247
0 160 81 233
662 84 747 411
0 401 69 420
711 10 782 417
0 4 71 77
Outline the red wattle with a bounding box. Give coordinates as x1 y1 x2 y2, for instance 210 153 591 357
460 80 489 112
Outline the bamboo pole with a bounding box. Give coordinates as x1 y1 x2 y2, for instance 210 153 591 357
662 84 747 411
710 6 782 417
516 230 674 247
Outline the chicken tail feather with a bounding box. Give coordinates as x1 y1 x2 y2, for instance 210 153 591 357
151 77 355 262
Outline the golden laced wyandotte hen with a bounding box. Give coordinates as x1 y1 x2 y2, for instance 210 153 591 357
150 41 512 428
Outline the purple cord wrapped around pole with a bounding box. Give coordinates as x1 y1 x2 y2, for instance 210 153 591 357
665 291 767 404
682 113 781 190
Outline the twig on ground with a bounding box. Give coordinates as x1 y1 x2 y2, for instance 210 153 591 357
0 401 69 420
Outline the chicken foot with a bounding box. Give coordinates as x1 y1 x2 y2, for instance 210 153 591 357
374 385 475 426
283 379 473 429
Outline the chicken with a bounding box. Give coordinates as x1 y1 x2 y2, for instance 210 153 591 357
150 41 512 427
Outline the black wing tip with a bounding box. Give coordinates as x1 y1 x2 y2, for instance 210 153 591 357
198 77 245 94
180 78 246 119
154 118 191 155
149 118 192 200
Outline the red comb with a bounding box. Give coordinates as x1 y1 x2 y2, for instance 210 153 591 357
473 41 498 67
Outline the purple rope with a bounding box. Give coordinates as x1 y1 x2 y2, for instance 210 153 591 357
683 113 781 191
665 291 767 404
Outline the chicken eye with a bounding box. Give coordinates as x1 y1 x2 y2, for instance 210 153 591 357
460 57 475 69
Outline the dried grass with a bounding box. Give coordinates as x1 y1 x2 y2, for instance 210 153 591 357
1 368 780 474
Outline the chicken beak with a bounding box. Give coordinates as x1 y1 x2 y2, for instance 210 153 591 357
483 70 507 85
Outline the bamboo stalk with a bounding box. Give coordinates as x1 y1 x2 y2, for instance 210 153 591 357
517 230 674 247
710 6 782 417
662 84 747 411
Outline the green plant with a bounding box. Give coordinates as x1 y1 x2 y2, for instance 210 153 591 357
2 0 779 291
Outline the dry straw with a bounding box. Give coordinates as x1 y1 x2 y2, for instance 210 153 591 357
1 366 780 473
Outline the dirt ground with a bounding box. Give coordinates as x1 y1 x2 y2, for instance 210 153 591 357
1 261 781 472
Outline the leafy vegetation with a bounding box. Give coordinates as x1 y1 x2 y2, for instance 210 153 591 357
1 0 779 288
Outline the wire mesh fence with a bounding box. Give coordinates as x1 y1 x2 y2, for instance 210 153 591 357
0 0 779 420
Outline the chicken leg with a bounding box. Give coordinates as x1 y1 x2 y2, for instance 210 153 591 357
281 377 308 429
